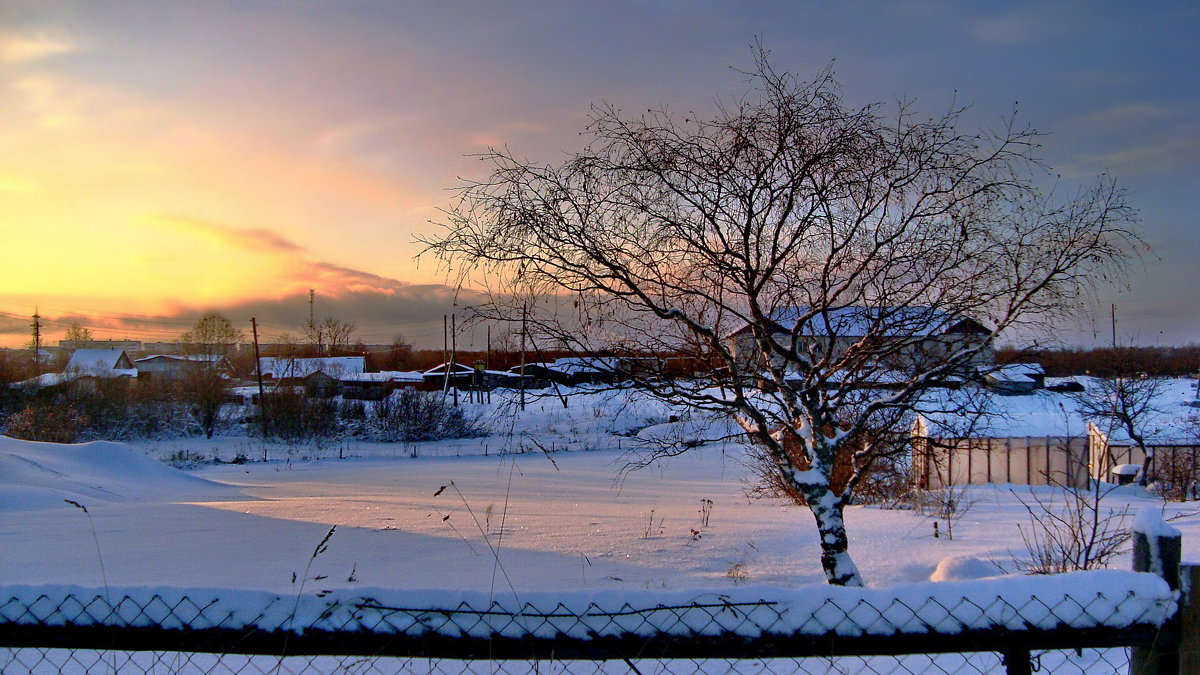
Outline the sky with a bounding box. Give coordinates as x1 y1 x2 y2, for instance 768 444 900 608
0 1 1196 349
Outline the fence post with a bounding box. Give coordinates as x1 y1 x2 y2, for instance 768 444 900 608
1130 508 1182 675
1177 564 1200 675
1001 649 1032 675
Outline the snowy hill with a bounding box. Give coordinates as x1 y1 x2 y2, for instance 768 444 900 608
0 436 244 511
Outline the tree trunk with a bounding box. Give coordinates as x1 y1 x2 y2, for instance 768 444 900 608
808 489 864 586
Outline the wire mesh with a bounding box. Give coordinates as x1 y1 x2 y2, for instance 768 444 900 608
0 581 1171 674
0 648 1135 674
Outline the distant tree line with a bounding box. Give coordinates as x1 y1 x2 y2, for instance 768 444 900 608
997 345 1200 377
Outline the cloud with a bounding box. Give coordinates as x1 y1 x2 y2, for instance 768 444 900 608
1079 136 1200 177
188 285 487 346
0 31 77 64
292 261 408 295
145 215 307 254
1065 104 1174 132
964 10 1049 45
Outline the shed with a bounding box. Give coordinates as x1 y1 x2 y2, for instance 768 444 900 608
912 390 1090 489
340 371 427 399
64 349 137 377
134 354 233 379
983 363 1045 395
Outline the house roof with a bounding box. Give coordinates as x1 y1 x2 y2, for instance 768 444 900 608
134 354 227 364
916 377 1200 442
423 362 475 376
65 349 134 374
916 390 1084 438
342 371 425 383
260 357 365 379
1084 377 1200 446
726 306 991 339
519 357 621 375
984 363 1045 384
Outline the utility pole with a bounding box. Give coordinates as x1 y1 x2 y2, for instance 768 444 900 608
1111 304 1117 349
451 312 459 407
30 310 41 367
519 303 527 411
251 317 268 439
442 314 450 398
309 289 320 357
30 309 41 360
486 325 492 405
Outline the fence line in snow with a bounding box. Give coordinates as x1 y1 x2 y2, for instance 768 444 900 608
0 546 1188 674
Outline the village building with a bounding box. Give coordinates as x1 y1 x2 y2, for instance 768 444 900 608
912 390 1091 489
340 371 427 399
982 363 1046 395
724 306 994 381
133 354 233 379
64 349 138 377
258 356 366 398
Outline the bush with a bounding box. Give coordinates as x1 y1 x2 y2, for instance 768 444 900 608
2 379 190 443
259 389 340 443
1011 479 1131 574
2 399 91 443
368 389 482 442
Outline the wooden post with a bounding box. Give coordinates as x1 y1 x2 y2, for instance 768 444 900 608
251 317 267 441
1002 649 1032 675
1179 564 1200 675
1130 512 1183 675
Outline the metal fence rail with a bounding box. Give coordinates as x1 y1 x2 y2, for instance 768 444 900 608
0 568 1179 675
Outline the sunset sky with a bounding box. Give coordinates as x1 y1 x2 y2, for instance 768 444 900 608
1 1 1196 349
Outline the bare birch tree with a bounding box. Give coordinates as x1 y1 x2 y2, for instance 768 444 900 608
424 52 1141 586
1075 375 1169 486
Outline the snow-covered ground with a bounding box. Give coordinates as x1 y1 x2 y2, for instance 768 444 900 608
2 387 1199 597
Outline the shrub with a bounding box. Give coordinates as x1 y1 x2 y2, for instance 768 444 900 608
2 399 90 443
368 389 483 442
259 389 340 443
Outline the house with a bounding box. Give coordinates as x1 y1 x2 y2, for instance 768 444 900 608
724 306 994 381
516 357 623 386
422 362 520 391
64 349 137 377
133 354 233 379
983 363 1046 395
912 390 1090 489
259 357 365 381
259 356 366 398
422 362 475 389
340 371 427 400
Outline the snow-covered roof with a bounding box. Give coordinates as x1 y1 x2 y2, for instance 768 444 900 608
342 371 425 383
916 390 1086 438
12 372 76 388
1087 377 1200 446
551 356 620 374
423 362 475 376
518 357 621 375
917 378 1200 443
984 363 1045 383
784 366 912 386
727 306 990 339
260 357 365 379
134 354 227 364
65 349 134 375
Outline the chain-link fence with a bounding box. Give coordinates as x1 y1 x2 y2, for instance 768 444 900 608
0 571 1178 674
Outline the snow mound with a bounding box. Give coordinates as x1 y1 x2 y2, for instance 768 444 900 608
930 556 1002 582
0 436 243 511
0 571 1176 637
1133 507 1181 539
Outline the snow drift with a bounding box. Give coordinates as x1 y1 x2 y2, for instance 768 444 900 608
0 436 242 511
